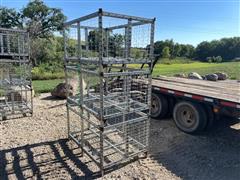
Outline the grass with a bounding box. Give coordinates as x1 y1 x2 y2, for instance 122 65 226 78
152 61 240 79
32 61 239 94
32 79 63 94
158 57 193 64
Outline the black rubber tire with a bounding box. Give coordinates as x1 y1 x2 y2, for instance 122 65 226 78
173 101 207 134
151 93 169 119
204 105 215 130
165 97 175 118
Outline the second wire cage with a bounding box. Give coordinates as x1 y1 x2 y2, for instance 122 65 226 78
0 28 33 120
63 9 155 175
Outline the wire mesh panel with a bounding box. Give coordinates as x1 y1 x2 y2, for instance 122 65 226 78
0 28 32 120
0 28 29 59
63 9 155 175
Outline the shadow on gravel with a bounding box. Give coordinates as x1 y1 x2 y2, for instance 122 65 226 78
0 138 137 179
0 139 100 179
1 117 239 179
0 113 32 122
149 117 240 180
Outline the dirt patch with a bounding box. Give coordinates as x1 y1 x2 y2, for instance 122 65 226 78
1 93 239 179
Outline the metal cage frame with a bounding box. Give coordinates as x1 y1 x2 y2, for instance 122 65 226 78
63 9 155 175
0 28 33 120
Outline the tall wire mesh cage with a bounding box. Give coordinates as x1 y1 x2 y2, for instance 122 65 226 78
63 9 155 175
0 28 33 120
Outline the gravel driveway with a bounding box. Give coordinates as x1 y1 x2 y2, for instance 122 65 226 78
0 93 239 179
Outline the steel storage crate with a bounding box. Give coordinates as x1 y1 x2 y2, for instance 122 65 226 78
63 9 155 175
0 28 33 120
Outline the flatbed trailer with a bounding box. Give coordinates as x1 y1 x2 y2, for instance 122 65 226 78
151 76 240 133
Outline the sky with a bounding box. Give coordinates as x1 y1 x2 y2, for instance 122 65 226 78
1 0 239 46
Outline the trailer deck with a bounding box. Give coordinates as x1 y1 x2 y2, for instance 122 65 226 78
152 76 240 108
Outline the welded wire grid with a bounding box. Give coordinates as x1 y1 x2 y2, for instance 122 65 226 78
64 16 152 63
0 28 32 120
64 9 155 175
0 28 29 58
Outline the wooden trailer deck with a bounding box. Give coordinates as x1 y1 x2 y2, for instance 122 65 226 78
152 76 240 104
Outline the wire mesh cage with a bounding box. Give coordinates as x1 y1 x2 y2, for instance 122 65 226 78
0 28 32 120
63 9 155 175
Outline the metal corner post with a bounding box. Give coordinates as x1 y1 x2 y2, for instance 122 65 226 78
63 28 70 138
77 21 85 157
98 9 105 176
147 18 155 150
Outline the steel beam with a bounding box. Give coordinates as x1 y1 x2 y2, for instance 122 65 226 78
64 11 99 26
102 10 154 23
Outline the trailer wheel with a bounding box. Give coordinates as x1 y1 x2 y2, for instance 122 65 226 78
173 101 207 134
204 105 215 130
151 93 169 119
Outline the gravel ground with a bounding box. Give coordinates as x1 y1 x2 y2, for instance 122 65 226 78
0 93 239 180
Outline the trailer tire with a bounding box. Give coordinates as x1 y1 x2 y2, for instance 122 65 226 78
204 105 215 130
173 101 207 134
151 93 169 119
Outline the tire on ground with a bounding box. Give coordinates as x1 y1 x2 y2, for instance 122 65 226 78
204 105 215 130
151 93 169 119
173 101 207 134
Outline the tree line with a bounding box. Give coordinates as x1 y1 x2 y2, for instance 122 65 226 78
153 38 240 62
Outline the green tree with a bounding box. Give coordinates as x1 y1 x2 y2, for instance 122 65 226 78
88 30 124 57
0 1 65 38
0 1 65 66
186 45 195 58
172 43 181 57
215 56 222 63
108 33 124 57
154 39 174 59
27 0 65 66
195 37 240 61
0 7 23 28
206 57 212 63
131 48 144 59
22 0 65 39
162 46 170 59
179 44 195 58
88 30 98 51
195 41 212 61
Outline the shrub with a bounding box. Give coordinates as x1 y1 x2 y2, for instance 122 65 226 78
215 56 222 63
207 56 222 63
32 63 65 80
206 57 212 63
162 46 171 59
233 57 240 61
